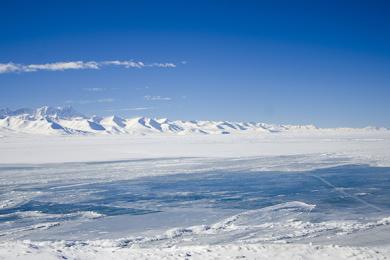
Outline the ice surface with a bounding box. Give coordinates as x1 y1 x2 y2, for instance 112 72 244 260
0 162 389 246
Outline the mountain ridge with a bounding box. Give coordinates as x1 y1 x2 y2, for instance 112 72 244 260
0 106 388 136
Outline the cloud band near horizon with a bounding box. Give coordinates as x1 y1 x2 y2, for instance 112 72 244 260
0 60 177 74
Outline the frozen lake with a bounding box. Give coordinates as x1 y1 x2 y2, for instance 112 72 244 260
1 160 389 247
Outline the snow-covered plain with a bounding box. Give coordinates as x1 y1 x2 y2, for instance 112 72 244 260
1 107 390 259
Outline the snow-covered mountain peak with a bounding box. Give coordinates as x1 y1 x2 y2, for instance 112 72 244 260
100 115 127 130
0 106 388 136
0 107 34 118
34 106 86 119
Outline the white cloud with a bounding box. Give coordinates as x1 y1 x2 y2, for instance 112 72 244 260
0 63 20 73
0 60 178 74
105 107 154 112
146 62 176 68
65 98 115 104
103 60 176 68
83 88 106 92
102 60 145 68
25 61 99 72
136 86 150 90
96 98 115 103
144 95 172 101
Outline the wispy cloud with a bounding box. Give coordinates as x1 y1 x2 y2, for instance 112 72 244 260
102 61 176 68
0 63 21 73
136 86 150 90
83 87 106 92
105 107 154 112
0 60 177 74
83 87 120 92
144 95 172 101
65 98 115 105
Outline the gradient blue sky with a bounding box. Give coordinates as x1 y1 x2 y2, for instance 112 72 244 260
1 0 389 127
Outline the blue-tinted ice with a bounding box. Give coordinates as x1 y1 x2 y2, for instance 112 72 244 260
0 162 389 245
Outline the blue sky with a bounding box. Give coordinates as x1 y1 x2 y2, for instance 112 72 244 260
1 0 389 127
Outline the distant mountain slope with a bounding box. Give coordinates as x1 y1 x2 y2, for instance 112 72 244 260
0 106 388 136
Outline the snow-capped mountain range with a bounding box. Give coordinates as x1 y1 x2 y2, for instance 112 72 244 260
0 106 387 136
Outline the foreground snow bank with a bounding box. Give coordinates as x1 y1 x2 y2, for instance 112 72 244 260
1 240 389 260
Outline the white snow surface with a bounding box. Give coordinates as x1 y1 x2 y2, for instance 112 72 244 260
1 131 390 167
1 241 389 260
